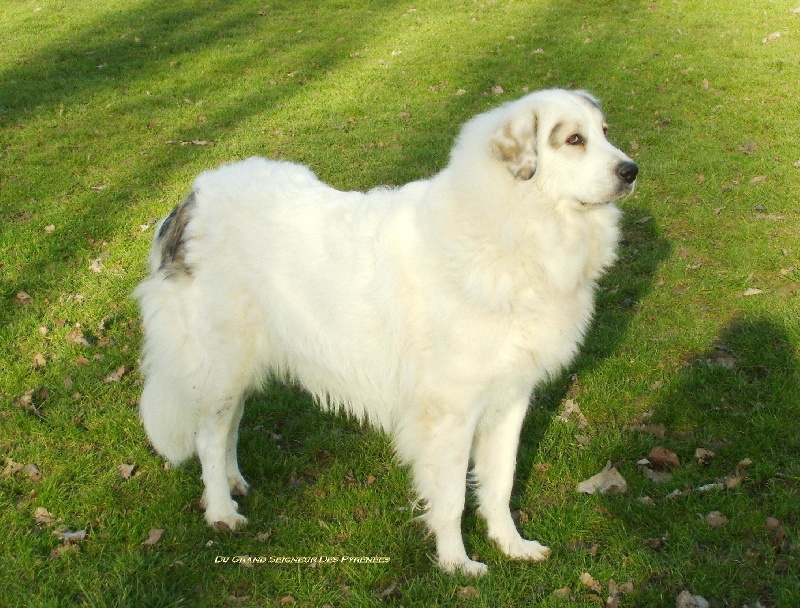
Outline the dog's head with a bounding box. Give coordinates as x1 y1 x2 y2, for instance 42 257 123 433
489 89 638 207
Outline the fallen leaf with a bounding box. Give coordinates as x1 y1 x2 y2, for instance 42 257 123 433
104 365 127 383
577 461 627 495
738 141 759 154
14 389 43 417
44 224 56 233
580 572 602 593
793 159 800 167
635 215 653 224
665 488 691 500
648 446 680 470
33 353 46 369
695 448 715 466
378 582 399 599
706 511 728 528
118 463 136 479
749 175 767 185
642 468 673 483
552 587 572 599
34 506 56 525
556 399 588 429
3 458 25 476
23 463 42 482
676 590 710 608
278 595 296 605
490 85 504 95
742 288 763 297
90 258 105 273
16 291 33 305
762 31 781 43
142 528 165 546
66 328 90 346
56 529 87 542
701 79 709 89
457 585 480 600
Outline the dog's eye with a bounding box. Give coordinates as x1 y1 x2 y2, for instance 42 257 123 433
566 134 584 146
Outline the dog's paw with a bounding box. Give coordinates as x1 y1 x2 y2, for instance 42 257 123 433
205 510 248 531
439 556 489 577
496 537 551 562
228 474 250 496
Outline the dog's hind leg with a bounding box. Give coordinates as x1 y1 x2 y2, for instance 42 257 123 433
225 397 249 497
472 398 551 562
196 390 249 530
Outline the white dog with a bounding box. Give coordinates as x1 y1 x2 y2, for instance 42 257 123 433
135 88 637 575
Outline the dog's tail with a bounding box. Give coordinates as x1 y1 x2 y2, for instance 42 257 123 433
134 192 200 466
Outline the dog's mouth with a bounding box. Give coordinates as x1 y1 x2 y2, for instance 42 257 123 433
579 180 636 208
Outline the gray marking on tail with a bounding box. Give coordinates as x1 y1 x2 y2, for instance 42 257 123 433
158 190 197 276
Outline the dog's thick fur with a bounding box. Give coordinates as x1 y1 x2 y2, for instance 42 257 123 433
135 88 637 575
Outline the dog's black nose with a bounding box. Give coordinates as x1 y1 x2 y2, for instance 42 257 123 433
617 161 639 184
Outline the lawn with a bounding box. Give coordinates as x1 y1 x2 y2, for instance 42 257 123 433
1 0 799 606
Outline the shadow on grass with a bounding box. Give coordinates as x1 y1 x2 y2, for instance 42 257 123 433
0 0 394 325
605 316 800 606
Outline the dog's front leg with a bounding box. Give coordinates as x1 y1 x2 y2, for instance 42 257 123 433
472 397 551 562
398 408 487 576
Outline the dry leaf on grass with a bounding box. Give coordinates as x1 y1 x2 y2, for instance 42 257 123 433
579 572 602 593
16 291 33 305
738 140 759 154
118 463 136 479
142 528 165 546
577 462 627 495
556 399 588 429
23 463 42 482
3 458 24 476
762 31 781 43
34 507 56 525
66 328 90 347
104 366 128 383
695 448 715 466
706 511 728 528
55 529 87 542
457 585 480 600
642 467 673 484
647 446 680 470
676 590 710 608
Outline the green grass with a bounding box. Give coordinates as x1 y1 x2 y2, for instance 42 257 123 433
2 0 799 605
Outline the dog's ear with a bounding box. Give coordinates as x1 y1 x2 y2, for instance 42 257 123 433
490 112 538 180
